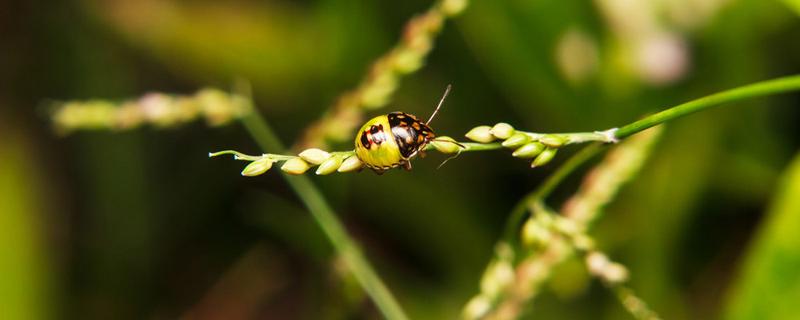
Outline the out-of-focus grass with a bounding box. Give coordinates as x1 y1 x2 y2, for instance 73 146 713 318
724 152 800 320
3 0 800 318
0 123 52 320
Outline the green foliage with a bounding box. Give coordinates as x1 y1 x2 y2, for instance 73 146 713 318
0 130 51 320
4 0 800 319
725 153 800 320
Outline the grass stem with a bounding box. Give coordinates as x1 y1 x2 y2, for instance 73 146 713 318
615 75 800 139
240 112 409 320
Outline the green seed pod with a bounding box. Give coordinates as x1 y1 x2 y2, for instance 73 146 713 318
501 132 530 148
522 218 552 248
281 157 311 175
462 295 491 320
391 49 424 74
465 125 495 143
441 0 468 16
480 260 515 297
490 123 515 139
298 148 332 165
512 142 545 158
531 148 558 168
338 155 364 173
316 155 343 175
241 158 274 176
431 136 461 154
604 263 630 284
539 134 567 148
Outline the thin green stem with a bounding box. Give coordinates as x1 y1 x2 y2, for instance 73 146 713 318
615 75 800 139
501 143 605 243
212 141 505 164
423 142 504 152
209 150 295 161
239 112 409 320
521 130 616 144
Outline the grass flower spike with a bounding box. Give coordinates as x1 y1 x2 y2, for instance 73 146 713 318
296 0 470 149
52 88 251 133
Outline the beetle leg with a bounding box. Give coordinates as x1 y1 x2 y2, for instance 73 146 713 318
403 161 413 171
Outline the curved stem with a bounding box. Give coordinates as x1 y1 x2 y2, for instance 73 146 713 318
614 75 800 139
240 112 409 320
501 144 606 243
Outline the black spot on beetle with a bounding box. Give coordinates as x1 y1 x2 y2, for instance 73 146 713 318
360 131 371 148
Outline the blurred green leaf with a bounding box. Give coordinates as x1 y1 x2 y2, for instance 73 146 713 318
783 0 800 15
724 152 800 320
0 128 52 320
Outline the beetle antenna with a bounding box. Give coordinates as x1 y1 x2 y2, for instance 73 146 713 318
427 84 452 125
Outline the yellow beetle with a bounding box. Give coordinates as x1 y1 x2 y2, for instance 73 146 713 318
354 85 453 174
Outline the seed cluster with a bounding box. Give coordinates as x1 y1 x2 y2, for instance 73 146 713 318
216 135 463 176
296 0 469 149
52 89 251 133
465 123 565 168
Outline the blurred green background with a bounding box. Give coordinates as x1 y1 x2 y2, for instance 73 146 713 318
2 0 800 319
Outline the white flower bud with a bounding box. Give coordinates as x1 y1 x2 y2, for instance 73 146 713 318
501 132 530 148
531 148 557 168
391 49 424 73
441 0 468 16
512 142 545 158
281 158 311 175
586 252 609 276
465 126 495 143
522 219 551 248
480 260 515 297
490 123 515 139
316 155 343 175
463 295 492 320
241 158 273 176
431 136 461 154
604 263 629 284
298 148 332 165
338 155 364 173
540 135 567 147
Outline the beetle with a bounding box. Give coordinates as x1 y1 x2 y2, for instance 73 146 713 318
354 85 455 174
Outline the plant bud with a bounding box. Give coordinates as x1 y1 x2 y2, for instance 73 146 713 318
316 155 343 175
462 295 491 320
512 142 545 158
298 148 331 165
480 260 515 297
501 132 530 148
531 148 557 168
586 252 609 275
391 49 424 73
465 126 495 143
281 158 311 175
604 263 629 283
490 123 515 139
441 0 467 16
431 136 461 154
241 158 273 176
338 155 364 172
540 134 567 147
522 219 551 247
